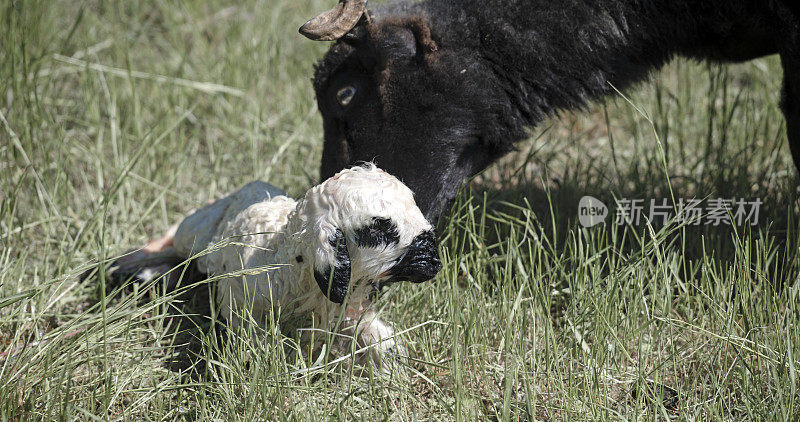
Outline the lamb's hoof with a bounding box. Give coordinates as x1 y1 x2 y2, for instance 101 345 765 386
363 340 408 375
381 343 409 371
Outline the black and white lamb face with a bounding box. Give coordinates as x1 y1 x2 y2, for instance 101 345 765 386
289 163 441 304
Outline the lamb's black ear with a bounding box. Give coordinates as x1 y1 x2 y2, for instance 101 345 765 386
314 228 351 303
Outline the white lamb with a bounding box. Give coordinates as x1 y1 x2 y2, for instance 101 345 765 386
109 164 441 367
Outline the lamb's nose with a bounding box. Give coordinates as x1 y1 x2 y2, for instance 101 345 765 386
389 230 442 283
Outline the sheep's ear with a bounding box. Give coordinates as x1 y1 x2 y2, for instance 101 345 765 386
313 228 351 304
378 16 438 67
341 21 369 48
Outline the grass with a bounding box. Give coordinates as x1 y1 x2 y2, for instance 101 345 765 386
1 0 799 420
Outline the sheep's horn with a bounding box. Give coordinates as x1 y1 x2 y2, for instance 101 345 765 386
299 0 367 41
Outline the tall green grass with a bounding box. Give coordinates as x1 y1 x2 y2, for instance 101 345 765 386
1 0 799 419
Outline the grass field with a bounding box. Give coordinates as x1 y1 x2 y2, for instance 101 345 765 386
2 0 800 420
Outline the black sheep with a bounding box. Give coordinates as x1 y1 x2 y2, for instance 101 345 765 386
303 0 800 220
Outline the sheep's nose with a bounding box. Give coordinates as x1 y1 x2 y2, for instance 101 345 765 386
388 230 442 283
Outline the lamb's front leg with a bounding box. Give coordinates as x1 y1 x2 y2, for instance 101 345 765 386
351 311 405 369
317 305 405 370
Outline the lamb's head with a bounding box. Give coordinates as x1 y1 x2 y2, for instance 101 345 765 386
288 164 441 304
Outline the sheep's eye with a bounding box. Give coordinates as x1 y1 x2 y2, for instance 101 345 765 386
336 86 357 107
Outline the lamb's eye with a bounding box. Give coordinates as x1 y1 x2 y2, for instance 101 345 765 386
336 85 356 107
356 218 400 248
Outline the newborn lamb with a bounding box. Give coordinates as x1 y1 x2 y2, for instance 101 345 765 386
109 164 441 367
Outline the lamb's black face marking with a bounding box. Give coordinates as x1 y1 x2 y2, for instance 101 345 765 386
388 230 441 283
355 217 400 248
314 228 351 303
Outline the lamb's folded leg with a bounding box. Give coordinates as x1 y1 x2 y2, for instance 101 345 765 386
85 224 202 295
331 310 405 370
358 314 406 370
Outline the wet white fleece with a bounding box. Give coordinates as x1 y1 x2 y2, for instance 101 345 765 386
172 164 432 365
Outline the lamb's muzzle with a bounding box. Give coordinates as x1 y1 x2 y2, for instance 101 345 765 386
385 230 441 283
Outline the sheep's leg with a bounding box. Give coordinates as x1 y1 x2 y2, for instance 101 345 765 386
364 317 405 370
314 310 403 370
111 224 178 277
90 224 198 294
141 224 178 254
351 312 405 370
781 35 800 171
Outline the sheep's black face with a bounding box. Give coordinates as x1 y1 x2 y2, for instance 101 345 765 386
313 17 518 221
